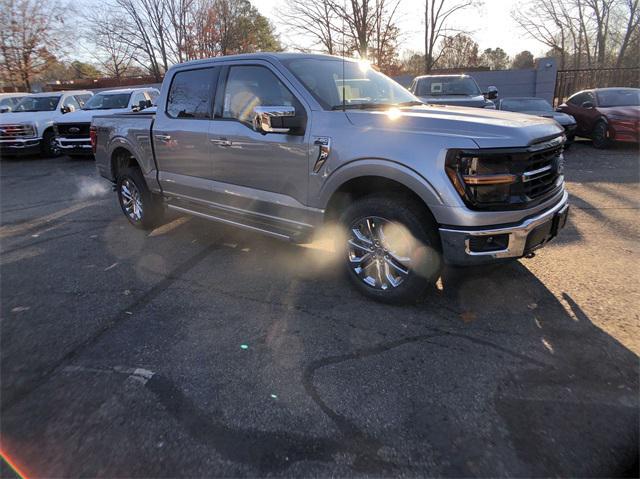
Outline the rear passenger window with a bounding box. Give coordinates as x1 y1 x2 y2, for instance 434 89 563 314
223 66 298 124
167 68 217 119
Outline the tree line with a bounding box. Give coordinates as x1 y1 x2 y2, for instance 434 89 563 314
0 0 638 91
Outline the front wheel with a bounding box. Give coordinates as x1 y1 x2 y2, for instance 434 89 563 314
592 121 612 149
339 195 442 304
41 130 60 157
116 167 163 230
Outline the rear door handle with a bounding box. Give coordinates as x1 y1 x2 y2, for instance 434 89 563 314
210 138 232 146
155 134 171 142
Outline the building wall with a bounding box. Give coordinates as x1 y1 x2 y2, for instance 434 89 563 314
395 57 558 104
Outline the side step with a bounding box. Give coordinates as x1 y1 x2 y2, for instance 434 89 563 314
166 199 313 243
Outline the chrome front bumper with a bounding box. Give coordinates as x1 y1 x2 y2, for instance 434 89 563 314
57 137 92 153
0 137 42 155
439 191 569 265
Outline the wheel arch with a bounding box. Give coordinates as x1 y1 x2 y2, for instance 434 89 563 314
320 160 443 224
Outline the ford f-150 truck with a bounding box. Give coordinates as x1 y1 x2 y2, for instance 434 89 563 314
92 53 569 302
55 87 159 156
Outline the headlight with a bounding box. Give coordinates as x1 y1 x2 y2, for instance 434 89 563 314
445 151 515 206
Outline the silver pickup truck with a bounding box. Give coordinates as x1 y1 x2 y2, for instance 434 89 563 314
92 53 569 302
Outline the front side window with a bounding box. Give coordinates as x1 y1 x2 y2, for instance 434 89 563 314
63 96 81 111
285 58 418 110
131 92 146 108
167 68 217 119
222 65 298 124
75 94 92 107
14 96 61 112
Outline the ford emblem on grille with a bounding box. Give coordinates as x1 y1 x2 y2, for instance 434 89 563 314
69 127 80 133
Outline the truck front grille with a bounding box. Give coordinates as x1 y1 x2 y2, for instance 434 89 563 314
0 124 35 139
447 134 565 211
56 123 90 138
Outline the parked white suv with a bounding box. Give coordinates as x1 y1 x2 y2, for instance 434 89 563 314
0 91 93 156
54 88 159 157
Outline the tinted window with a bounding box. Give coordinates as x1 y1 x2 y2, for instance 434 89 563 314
223 65 299 124
167 68 217 119
568 92 594 106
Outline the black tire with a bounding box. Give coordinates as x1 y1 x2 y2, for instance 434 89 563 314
116 166 164 230
592 121 612 149
338 194 442 304
41 129 60 157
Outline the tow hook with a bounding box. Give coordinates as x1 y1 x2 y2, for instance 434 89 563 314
524 252 536 259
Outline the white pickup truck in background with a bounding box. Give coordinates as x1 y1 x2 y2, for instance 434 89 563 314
0 91 93 157
54 87 159 157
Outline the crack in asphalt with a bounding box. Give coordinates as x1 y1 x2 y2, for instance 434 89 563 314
0 242 220 414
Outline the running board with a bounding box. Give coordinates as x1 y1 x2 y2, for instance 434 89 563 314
166 202 312 243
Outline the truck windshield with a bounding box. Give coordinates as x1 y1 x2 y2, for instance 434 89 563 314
284 58 419 110
83 93 132 110
14 96 61 112
416 77 481 97
501 98 552 112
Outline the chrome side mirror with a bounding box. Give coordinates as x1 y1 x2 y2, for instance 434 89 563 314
252 106 295 134
0 107 10 113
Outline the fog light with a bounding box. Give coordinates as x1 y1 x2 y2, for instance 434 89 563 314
468 233 509 253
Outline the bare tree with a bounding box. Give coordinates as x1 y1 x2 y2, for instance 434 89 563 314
0 0 71 90
436 33 479 69
514 0 638 69
423 0 476 73
84 12 135 80
278 0 338 54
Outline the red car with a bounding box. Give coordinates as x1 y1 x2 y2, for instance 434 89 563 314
557 87 640 148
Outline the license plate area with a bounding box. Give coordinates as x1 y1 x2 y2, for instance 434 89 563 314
525 206 569 252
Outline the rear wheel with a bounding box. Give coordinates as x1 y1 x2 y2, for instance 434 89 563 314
339 195 442 304
116 166 163 230
592 121 612 149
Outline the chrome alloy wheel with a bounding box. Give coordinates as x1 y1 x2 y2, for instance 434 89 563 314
120 178 143 222
347 216 412 290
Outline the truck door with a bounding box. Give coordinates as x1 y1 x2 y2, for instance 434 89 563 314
153 67 219 200
207 63 310 221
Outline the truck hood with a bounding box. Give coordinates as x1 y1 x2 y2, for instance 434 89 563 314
417 95 492 109
0 110 63 136
345 105 564 148
57 108 133 124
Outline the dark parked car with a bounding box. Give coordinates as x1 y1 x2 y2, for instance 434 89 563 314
557 87 640 148
497 97 577 147
409 74 498 108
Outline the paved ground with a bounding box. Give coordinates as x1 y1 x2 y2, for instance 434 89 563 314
1 141 638 477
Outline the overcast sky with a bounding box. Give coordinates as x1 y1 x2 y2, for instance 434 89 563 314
257 0 547 58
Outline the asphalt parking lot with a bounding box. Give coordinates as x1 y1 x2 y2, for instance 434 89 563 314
1 141 638 477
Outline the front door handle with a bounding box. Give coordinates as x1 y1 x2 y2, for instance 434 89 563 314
155 134 171 142
210 138 232 147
